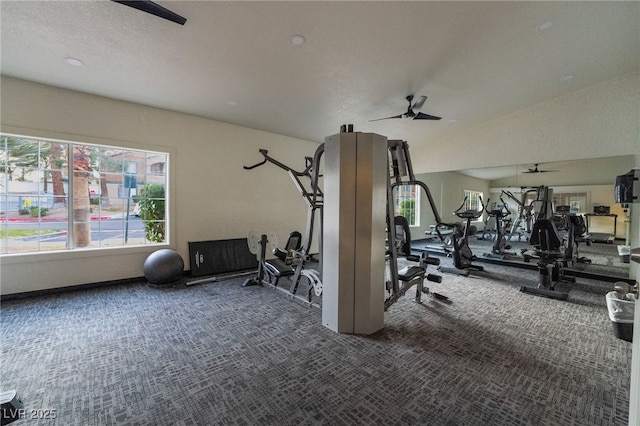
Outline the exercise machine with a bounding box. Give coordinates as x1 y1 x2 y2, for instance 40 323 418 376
242 231 322 307
244 231 302 289
520 217 576 300
551 209 592 265
567 214 592 264
242 135 447 314
242 145 325 304
438 196 485 276
521 204 594 300
584 205 617 244
385 140 445 309
482 197 515 259
385 215 444 308
531 185 555 221
501 189 537 241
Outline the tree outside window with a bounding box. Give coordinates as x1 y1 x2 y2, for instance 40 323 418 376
0 134 169 254
394 184 420 226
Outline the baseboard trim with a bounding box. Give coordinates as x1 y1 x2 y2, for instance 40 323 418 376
0 276 151 302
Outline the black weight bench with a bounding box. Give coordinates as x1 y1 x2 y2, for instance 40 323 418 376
398 265 425 282
263 231 302 287
263 258 295 286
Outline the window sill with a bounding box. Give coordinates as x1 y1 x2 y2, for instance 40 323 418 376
0 244 171 265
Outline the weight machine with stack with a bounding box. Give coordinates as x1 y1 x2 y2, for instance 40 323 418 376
241 131 447 319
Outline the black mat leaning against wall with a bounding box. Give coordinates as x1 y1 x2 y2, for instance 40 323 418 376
188 238 258 278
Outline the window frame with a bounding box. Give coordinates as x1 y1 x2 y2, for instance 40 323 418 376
463 189 484 222
0 133 170 256
394 184 421 227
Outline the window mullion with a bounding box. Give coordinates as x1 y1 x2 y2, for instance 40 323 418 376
1 134 168 253
66 143 74 249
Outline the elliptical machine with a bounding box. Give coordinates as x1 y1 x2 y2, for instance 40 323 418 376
483 197 514 259
439 196 485 276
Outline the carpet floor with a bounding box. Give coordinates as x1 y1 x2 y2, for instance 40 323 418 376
0 262 633 425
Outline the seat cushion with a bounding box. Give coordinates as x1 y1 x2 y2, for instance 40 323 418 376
264 258 295 277
398 266 425 282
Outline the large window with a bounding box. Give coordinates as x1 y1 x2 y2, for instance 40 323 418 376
0 134 169 254
522 190 587 215
553 192 586 214
394 184 420 227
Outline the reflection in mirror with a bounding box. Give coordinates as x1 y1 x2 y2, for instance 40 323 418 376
451 156 636 280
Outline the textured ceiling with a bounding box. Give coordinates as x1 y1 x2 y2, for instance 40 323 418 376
1 1 639 178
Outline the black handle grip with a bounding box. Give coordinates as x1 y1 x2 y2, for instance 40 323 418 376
423 257 440 266
427 273 442 283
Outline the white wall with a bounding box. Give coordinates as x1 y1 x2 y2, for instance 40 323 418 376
411 73 640 174
0 77 319 295
414 171 491 236
489 156 637 189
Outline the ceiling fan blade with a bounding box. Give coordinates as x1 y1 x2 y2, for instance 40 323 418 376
523 164 539 173
111 0 187 25
413 112 442 120
369 114 403 122
370 94 440 122
411 96 427 113
521 163 558 173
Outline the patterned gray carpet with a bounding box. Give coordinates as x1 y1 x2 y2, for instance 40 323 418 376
1 263 632 425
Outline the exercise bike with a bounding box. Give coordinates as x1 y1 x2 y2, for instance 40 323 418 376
439 196 485 276
483 197 517 259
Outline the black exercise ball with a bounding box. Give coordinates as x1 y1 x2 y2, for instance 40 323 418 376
143 249 184 285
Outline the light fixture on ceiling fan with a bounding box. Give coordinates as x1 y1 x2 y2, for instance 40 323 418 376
522 163 558 174
369 95 442 122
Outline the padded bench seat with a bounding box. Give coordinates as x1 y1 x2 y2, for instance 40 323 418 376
264 258 295 278
398 265 425 282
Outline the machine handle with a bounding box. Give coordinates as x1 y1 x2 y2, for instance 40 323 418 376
423 257 440 266
427 273 442 283
243 148 314 176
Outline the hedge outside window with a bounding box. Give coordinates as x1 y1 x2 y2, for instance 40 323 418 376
394 184 420 227
0 134 169 254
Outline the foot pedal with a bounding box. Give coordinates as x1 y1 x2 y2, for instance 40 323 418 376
431 292 449 301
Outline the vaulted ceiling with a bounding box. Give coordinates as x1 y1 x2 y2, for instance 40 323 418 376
1 1 638 179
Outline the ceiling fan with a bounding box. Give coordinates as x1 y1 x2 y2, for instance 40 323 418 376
370 95 442 122
111 1 187 25
522 163 557 174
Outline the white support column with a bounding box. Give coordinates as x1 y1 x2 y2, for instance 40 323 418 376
322 131 387 335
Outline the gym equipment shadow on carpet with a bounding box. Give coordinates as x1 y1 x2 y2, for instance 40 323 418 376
414 236 631 281
0 264 632 425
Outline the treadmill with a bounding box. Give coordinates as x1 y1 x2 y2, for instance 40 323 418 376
584 205 617 244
